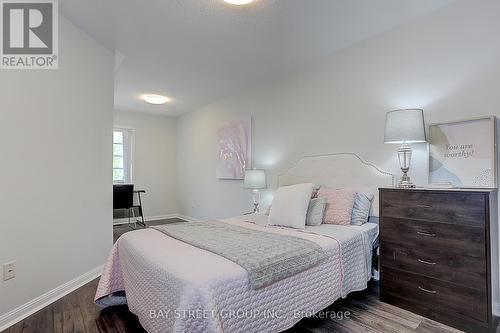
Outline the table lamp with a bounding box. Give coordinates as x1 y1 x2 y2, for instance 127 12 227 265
244 169 267 213
384 109 427 188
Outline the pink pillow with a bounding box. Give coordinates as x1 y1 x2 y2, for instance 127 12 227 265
317 189 356 225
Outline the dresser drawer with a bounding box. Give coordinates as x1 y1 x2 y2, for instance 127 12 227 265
379 189 495 333
381 267 488 322
381 241 486 290
381 190 486 226
380 217 485 259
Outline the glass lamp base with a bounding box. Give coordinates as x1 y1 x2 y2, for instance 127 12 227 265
398 172 416 188
397 143 416 189
252 189 261 213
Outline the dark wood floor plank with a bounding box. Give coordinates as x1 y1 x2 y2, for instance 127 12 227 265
346 299 421 330
21 306 54 333
342 304 415 333
320 301 406 333
4 319 23 333
53 307 63 333
321 317 383 333
351 297 424 327
416 318 465 333
94 308 119 333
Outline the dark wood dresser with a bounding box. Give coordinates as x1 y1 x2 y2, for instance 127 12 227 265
379 188 498 333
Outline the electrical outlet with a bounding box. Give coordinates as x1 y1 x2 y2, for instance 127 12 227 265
3 261 15 281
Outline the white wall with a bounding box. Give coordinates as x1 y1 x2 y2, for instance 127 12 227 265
0 16 114 318
114 111 178 218
177 0 500 219
176 0 500 308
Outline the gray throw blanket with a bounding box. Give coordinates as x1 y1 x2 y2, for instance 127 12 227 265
152 221 327 290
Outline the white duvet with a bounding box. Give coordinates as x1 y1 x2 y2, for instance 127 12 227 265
95 215 377 333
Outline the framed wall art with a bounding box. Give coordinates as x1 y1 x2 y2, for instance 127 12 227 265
216 117 252 180
428 116 497 188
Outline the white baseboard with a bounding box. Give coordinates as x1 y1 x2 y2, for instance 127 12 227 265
175 214 200 222
0 265 103 332
113 213 179 225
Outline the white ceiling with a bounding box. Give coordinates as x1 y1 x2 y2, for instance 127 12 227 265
60 0 453 116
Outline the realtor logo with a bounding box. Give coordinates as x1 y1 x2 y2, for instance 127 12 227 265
1 0 58 69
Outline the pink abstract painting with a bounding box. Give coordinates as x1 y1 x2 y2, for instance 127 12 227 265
216 118 251 179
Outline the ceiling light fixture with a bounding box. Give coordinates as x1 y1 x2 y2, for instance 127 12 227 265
142 94 170 105
223 0 254 5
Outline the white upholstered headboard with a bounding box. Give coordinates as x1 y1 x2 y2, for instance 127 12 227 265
278 153 395 217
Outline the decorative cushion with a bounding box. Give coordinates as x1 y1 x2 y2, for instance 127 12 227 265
265 184 321 216
268 183 314 229
317 189 357 225
351 192 374 226
306 197 327 226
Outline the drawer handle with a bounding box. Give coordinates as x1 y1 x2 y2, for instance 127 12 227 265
417 231 436 237
418 259 437 265
418 286 437 294
417 204 433 209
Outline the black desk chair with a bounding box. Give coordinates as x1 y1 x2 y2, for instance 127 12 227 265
113 184 146 229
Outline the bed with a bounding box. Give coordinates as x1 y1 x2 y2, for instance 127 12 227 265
95 153 394 333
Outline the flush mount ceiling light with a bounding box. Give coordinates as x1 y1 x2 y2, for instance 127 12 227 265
142 94 170 105
223 0 254 5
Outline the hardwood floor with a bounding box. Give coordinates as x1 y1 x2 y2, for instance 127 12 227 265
3 278 478 333
3 218 495 333
2 279 145 333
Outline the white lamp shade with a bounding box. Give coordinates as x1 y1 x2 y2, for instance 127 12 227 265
384 109 427 144
244 169 266 189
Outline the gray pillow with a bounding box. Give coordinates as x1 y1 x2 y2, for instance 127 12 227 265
351 192 374 225
306 197 327 226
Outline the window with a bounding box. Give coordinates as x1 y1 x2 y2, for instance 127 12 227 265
113 128 133 183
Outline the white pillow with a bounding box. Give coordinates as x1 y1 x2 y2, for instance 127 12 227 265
268 183 314 229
